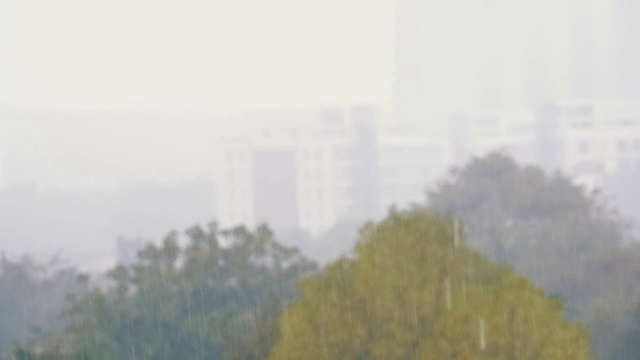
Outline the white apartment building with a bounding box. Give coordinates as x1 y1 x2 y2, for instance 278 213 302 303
449 100 640 191
377 123 451 212
451 100 640 189
451 108 538 167
550 100 640 190
216 100 640 237
0 112 6 189
216 106 379 237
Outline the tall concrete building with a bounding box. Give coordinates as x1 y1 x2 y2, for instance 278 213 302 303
377 122 451 211
393 0 629 130
216 106 381 237
0 109 7 190
542 99 640 190
449 99 640 191
394 0 502 124
611 0 640 99
451 108 538 167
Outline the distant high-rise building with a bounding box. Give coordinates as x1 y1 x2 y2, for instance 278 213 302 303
446 99 640 191
252 149 299 232
611 0 640 98
393 0 632 130
451 108 538 167
216 106 381 237
351 106 381 220
394 0 502 127
0 150 5 190
377 124 451 211
539 99 640 190
0 109 7 189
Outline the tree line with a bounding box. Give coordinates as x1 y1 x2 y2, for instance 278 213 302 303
3 153 640 359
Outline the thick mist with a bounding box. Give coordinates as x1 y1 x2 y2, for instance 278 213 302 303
1 1 640 358
1 0 639 271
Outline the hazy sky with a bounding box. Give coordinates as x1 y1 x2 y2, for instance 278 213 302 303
0 0 635 190
0 0 393 189
0 0 394 111
0 0 637 267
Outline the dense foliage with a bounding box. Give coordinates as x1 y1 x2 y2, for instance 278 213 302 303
428 152 640 359
19 223 316 360
270 211 592 359
9 153 640 359
0 255 84 355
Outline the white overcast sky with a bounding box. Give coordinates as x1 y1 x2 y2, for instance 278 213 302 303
0 0 394 189
0 0 631 190
0 0 394 111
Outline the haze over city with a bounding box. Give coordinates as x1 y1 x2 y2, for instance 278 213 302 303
1 1 640 358
1 0 640 263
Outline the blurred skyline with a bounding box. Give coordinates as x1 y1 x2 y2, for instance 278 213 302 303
2 2 640 357
1 0 639 190
1 0 640 269
394 0 640 129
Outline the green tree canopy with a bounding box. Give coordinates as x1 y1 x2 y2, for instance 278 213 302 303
428 153 638 308
55 222 315 360
427 152 640 359
270 210 591 359
613 301 640 360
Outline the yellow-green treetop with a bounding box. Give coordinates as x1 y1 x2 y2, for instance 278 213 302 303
270 210 592 359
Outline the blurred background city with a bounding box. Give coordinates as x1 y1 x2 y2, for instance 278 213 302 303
1 1 640 358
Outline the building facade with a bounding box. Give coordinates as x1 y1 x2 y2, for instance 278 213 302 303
393 0 629 132
377 123 451 212
215 100 640 238
215 106 380 237
545 100 640 190
449 100 640 191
